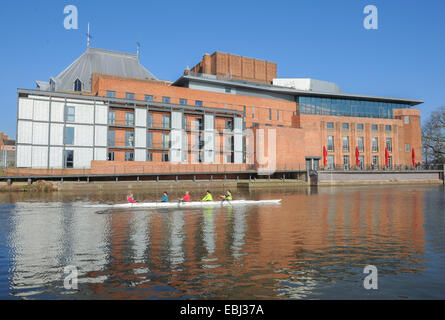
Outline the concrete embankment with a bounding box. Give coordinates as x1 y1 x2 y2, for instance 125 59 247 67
317 171 444 186
1 170 443 192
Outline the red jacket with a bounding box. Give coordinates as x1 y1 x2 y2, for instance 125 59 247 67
182 194 191 202
127 196 136 204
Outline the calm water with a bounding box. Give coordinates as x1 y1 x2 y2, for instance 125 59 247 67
0 185 444 299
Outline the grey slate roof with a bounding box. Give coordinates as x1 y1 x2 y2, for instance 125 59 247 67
37 47 157 92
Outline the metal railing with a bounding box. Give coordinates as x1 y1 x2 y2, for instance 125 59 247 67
108 119 135 127
319 164 444 172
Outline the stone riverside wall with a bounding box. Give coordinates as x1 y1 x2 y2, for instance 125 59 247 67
318 171 443 185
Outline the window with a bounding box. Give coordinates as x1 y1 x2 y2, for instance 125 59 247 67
64 150 74 168
162 115 171 129
145 95 153 102
372 156 379 168
182 116 187 130
327 136 334 152
65 106 75 122
125 131 134 147
146 152 153 162
277 110 280 121
343 155 350 169
162 96 170 104
327 155 335 170
125 152 134 161
243 106 246 117
74 79 82 92
386 125 392 132
357 123 364 131
226 154 234 163
108 111 116 125
194 118 203 131
269 108 272 121
162 133 170 149
162 153 169 162
388 156 392 168
147 113 153 127
372 137 379 152
125 112 135 126
225 120 233 130
180 98 187 105
225 87 232 93
359 155 365 169
106 91 116 98
107 152 114 161
405 144 411 152
372 124 378 131
386 138 392 152
298 97 411 119
404 116 410 124
195 100 203 107
107 130 115 146
147 131 153 148
64 127 74 145
358 137 364 152
342 136 350 152
252 107 255 119
342 123 349 130
327 122 334 130
225 136 233 152
126 92 135 100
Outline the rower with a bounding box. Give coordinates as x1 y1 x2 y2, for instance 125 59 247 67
127 193 137 204
202 190 213 202
180 191 191 203
220 190 233 203
160 192 168 202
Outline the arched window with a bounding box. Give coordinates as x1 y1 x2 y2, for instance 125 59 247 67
74 79 82 92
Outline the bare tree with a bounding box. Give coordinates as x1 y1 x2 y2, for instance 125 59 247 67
422 106 445 164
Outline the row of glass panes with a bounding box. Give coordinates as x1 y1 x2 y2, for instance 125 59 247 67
109 151 230 163
108 111 205 130
299 97 410 119
327 136 393 153
107 151 169 162
327 122 392 132
107 130 170 149
106 91 203 106
326 155 388 169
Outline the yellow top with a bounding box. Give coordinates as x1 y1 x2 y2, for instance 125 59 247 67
202 193 213 201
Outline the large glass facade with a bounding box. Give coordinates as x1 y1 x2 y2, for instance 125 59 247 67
298 97 410 119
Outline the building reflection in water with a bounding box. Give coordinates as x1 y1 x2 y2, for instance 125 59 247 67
6 186 430 299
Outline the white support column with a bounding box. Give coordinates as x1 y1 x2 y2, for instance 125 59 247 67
170 111 183 163
203 114 215 163
234 116 243 163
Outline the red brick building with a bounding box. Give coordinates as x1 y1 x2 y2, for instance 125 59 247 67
14 48 422 175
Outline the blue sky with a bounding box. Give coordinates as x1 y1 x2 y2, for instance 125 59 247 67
0 0 444 139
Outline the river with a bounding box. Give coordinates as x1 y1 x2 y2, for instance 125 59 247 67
0 185 444 299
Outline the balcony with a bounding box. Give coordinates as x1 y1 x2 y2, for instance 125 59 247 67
147 142 171 150
108 119 135 127
147 121 171 130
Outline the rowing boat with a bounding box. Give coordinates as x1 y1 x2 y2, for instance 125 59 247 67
86 199 281 209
